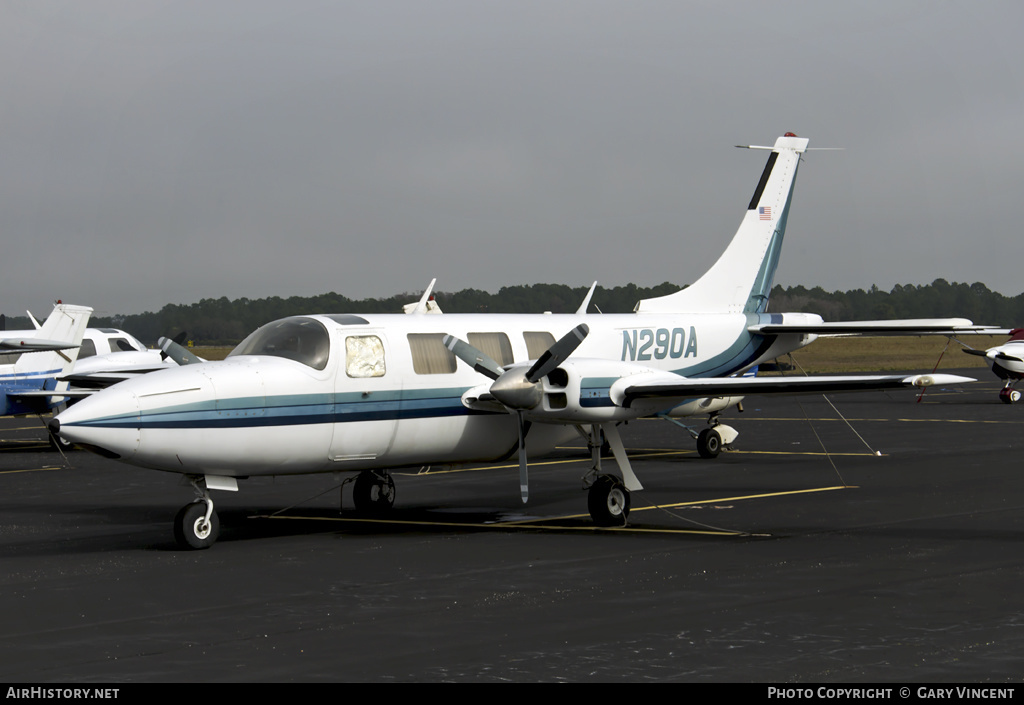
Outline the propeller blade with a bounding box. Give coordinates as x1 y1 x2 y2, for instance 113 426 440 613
995 352 1024 363
157 334 202 366
525 323 589 383
442 334 504 380
517 412 531 503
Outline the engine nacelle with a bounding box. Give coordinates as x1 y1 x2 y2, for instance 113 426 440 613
523 358 665 424
661 395 745 418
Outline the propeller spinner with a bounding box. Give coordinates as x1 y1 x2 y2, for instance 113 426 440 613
443 324 590 502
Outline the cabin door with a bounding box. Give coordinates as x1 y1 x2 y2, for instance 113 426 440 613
328 330 400 464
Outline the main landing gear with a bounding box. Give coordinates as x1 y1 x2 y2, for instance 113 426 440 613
696 415 739 458
587 474 630 526
583 425 632 527
352 470 396 513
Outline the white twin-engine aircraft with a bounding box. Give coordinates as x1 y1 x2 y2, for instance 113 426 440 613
52 134 995 548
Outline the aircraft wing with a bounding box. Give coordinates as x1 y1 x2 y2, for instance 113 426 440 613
748 319 1007 336
0 337 80 352
620 373 974 409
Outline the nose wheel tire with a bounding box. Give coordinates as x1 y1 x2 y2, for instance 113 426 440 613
587 475 630 527
353 471 396 513
174 502 220 550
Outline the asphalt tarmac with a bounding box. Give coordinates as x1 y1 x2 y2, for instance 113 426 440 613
1 370 1021 683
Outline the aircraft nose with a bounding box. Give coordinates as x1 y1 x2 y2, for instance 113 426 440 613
53 384 142 459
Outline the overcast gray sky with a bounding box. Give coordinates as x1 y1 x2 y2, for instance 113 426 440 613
2 1 1022 318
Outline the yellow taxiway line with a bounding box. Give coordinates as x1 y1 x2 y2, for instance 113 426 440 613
0 465 67 475
256 485 852 536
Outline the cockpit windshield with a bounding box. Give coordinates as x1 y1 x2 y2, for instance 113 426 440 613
227 317 330 370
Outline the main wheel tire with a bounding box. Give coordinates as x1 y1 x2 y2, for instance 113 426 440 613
1000 388 1021 404
353 471 396 513
697 428 723 458
587 475 630 527
173 502 219 550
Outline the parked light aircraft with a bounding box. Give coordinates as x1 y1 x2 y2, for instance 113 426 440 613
51 134 996 548
963 329 1024 403
0 302 92 417
61 333 201 390
0 317 175 388
1 316 148 362
4 310 201 392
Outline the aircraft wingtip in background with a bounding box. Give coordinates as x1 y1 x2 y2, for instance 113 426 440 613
50 134 997 548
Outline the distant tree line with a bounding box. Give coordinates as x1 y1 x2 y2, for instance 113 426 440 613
2 279 1020 346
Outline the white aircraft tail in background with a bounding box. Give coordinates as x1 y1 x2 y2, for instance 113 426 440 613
0 302 92 416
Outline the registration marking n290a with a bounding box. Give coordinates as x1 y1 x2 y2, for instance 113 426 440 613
621 327 698 362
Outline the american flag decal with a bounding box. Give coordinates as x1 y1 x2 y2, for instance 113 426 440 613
759 206 772 220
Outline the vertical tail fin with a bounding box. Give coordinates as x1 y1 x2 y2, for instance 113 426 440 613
13 303 93 378
636 134 809 314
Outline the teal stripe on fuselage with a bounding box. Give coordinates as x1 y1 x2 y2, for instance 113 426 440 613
66 387 482 430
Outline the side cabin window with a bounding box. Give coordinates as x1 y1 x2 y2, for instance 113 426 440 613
523 331 555 360
345 335 386 378
408 333 456 374
110 338 137 353
468 332 514 367
79 339 97 359
228 317 330 370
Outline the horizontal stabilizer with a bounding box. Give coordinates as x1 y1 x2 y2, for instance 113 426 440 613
749 319 1005 336
622 373 974 409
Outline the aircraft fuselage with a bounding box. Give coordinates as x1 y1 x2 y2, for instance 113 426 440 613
53 310 817 477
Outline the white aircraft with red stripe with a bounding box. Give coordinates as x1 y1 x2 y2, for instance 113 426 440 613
963 329 1024 403
51 134 995 548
